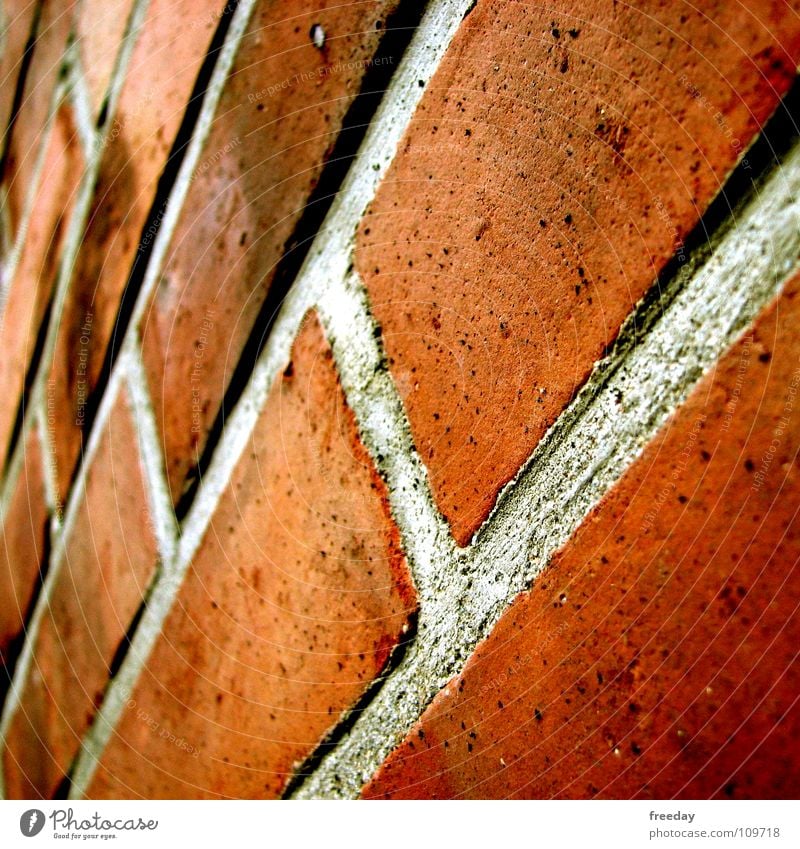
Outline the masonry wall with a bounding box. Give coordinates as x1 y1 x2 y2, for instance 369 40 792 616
1 0 799 800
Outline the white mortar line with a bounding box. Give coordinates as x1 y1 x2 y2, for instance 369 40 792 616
34 399 62 530
294 139 800 798
25 0 151 387
0 403 36 801
0 407 37 531
2 0 221 517
2 0 243 785
0 351 131 798
62 0 265 798
64 43 98 158
317 274 456 594
94 0 153 147
62 349 179 801
63 0 477 799
124 346 179 565
0 0 155 503
0 0 158 538
0 79 64 309
116 1 260 339
178 0 477 565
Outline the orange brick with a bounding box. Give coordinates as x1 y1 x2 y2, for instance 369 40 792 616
0 103 83 463
75 0 136 117
3 389 158 799
366 272 800 800
0 0 38 139
357 0 800 544
140 0 400 503
0 427 48 675
1 0 76 242
87 313 415 799
47 0 221 503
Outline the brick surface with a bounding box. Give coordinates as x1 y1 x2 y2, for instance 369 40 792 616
0 102 83 464
140 0 400 504
0 0 38 145
0 426 48 675
87 314 416 799
2 390 158 799
75 0 136 117
1 0 76 242
365 272 800 800
46 0 220 503
357 0 800 545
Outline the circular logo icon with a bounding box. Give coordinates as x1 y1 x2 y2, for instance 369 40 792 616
20 810 45 837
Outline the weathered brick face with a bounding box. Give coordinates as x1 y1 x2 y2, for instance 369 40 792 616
358 0 800 545
1 1 76 243
75 0 136 117
87 314 415 799
0 102 83 463
3 390 157 799
141 0 400 505
2 0 800 803
0 1 38 145
47 0 222 503
0 427 48 672
365 273 800 799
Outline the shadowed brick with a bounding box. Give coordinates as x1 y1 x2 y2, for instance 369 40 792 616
0 427 48 676
140 0 400 504
0 103 83 464
1 0 76 243
365 271 800 800
87 313 415 799
2 389 158 799
46 0 220 504
0 0 39 146
357 0 800 544
75 0 136 117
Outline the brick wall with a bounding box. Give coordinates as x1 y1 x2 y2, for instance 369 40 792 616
1 0 799 800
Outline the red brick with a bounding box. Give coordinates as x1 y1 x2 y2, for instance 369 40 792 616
0 103 83 464
87 313 415 799
140 0 400 504
366 272 800 800
0 0 38 140
1 0 76 242
0 426 48 673
357 0 800 545
2 389 158 799
46 0 220 503
75 0 136 116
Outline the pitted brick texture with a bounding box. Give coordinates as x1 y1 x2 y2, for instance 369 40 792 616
0 0 38 144
75 0 136 117
365 273 800 800
0 427 48 673
357 0 800 544
2 390 157 799
1 0 799 804
1 1 76 242
141 0 400 504
46 0 221 503
86 314 416 799
0 102 83 462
